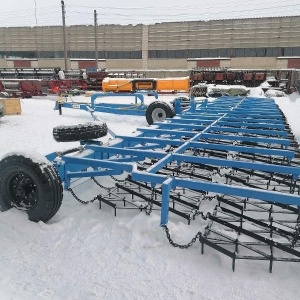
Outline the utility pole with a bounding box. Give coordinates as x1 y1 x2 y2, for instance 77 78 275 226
61 0 68 70
34 0 39 60
94 10 99 70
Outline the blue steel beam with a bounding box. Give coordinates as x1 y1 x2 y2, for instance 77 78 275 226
216 121 285 130
152 122 207 131
129 171 300 225
179 115 220 121
57 92 161 118
136 128 198 138
168 118 285 130
112 136 294 160
84 145 166 160
147 97 246 173
201 133 291 146
153 119 287 137
90 92 158 108
172 153 300 179
115 135 184 148
188 142 294 160
55 155 135 188
165 118 219 125
227 112 282 119
61 156 134 172
222 117 284 124
209 126 287 137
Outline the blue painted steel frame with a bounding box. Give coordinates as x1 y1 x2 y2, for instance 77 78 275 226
48 95 300 226
55 92 159 116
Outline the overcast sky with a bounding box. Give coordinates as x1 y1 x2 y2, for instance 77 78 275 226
0 0 299 27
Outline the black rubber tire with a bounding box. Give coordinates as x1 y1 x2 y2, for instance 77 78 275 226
172 96 190 108
146 101 175 125
0 152 63 222
53 122 107 142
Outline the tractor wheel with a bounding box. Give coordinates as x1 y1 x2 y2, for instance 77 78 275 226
0 152 63 222
146 101 175 125
53 122 107 142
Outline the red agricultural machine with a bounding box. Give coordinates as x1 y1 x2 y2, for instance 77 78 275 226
0 68 110 97
0 79 45 98
190 69 297 92
191 70 267 86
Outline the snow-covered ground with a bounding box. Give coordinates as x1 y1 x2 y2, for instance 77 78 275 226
0 91 300 300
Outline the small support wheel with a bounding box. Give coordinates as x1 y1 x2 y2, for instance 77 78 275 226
146 101 175 125
53 122 107 142
0 152 63 222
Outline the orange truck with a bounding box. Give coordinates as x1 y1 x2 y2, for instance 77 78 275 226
102 77 190 93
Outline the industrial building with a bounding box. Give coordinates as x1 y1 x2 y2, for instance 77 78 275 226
0 15 299 71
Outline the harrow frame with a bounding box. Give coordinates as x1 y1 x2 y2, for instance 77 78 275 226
48 96 300 223
20 94 300 270
54 92 159 117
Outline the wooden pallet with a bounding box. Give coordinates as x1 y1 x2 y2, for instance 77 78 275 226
0 98 21 115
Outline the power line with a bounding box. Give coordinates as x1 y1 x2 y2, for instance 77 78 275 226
68 0 299 11
0 1 299 27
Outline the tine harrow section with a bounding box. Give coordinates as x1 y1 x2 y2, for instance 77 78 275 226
55 96 300 271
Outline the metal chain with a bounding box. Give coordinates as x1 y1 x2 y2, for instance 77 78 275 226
68 176 116 205
110 175 128 183
291 212 300 248
194 210 210 220
68 187 98 204
145 188 155 215
162 224 202 249
91 177 111 191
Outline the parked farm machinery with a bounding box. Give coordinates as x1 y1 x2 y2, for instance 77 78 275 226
102 77 190 93
54 92 177 125
190 68 300 94
1 95 300 272
0 68 101 96
0 79 46 98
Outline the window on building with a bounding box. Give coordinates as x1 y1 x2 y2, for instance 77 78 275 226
218 48 228 57
266 47 276 57
293 47 300 56
209 49 219 57
200 49 209 57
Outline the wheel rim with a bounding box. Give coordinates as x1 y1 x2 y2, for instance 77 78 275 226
152 107 167 122
8 172 38 210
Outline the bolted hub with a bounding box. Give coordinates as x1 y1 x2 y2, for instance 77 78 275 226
9 172 37 209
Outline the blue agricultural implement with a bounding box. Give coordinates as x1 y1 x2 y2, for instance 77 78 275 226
1 95 300 272
54 92 177 126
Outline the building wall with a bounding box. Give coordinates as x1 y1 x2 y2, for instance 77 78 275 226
147 17 300 50
105 59 143 69
38 59 65 69
144 70 189 78
148 59 187 69
0 16 299 70
0 57 298 71
0 59 6 68
67 24 143 52
230 57 278 69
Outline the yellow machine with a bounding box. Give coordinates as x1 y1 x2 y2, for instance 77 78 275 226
102 77 190 93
